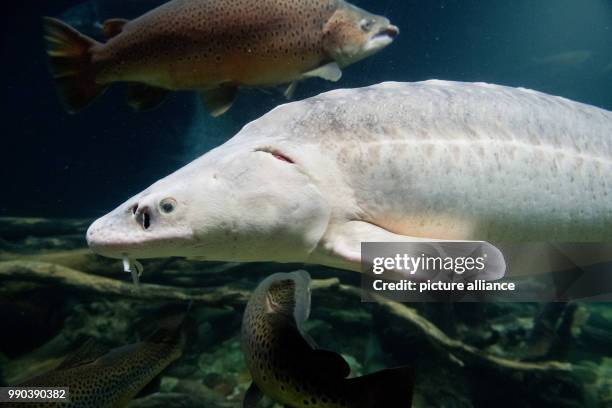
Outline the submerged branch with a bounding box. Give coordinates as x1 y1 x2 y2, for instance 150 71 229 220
0 261 570 375
311 278 572 374
0 261 249 306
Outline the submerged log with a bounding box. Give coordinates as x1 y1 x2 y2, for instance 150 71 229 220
0 217 92 241
0 260 570 378
313 279 572 375
0 261 249 306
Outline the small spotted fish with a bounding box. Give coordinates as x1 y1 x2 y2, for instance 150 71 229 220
9 311 187 408
241 271 414 408
43 0 399 115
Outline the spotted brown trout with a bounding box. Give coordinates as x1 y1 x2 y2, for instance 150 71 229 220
43 0 399 115
6 312 186 408
241 271 414 407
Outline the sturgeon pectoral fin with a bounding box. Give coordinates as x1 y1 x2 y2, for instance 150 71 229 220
243 382 263 408
325 221 505 281
302 62 342 82
201 86 238 117
327 221 431 269
126 83 169 112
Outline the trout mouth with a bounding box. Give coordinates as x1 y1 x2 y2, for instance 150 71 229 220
376 25 400 40
364 25 399 53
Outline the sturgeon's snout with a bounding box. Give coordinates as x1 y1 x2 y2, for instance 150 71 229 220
86 216 113 256
86 193 194 260
86 200 149 259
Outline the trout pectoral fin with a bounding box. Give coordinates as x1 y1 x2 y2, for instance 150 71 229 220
243 382 263 408
200 86 238 117
302 331 318 348
302 62 342 82
102 18 129 39
310 349 351 378
126 83 170 112
284 81 298 99
347 366 415 407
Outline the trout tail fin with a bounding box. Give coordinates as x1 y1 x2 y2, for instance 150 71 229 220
43 17 107 113
349 366 415 407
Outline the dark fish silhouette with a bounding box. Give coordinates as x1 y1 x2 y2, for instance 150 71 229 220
241 271 414 407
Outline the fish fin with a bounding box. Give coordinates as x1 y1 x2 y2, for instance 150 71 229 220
147 307 190 345
347 366 415 407
126 83 169 112
200 86 238 117
42 17 108 113
284 81 298 99
302 62 342 82
57 338 109 369
322 221 505 279
259 270 311 328
500 242 612 277
243 382 263 408
310 349 351 378
135 373 161 398
302 331 318 348
186 256 209 261
102 18 129 39
95 309 188 367
290 270 312 328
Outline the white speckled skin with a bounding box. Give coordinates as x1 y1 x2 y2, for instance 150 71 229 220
87 81 612 271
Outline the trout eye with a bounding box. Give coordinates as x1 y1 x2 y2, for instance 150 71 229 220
159 198 177 214
360 19 374 32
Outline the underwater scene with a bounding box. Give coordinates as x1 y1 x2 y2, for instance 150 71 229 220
2 0 612 407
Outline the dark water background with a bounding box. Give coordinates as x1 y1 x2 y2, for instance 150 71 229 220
2 0 611 218
1 2 612 406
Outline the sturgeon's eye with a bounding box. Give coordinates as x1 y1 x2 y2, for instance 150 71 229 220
360 19 374 32
159 198 177 214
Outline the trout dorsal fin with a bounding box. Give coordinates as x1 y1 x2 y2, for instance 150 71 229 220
57 338 109 370
102 18 129 39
